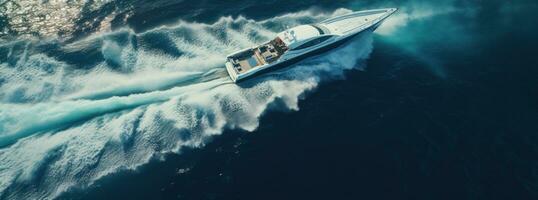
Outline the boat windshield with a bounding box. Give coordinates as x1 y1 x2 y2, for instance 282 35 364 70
310 24 330 35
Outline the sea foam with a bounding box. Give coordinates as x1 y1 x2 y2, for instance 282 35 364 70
0 8 373 199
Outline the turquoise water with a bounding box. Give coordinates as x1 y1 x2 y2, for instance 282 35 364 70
1 0 537 199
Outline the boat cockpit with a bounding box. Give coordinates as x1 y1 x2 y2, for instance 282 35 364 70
228 37 289 74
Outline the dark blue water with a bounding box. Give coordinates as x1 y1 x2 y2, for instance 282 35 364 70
1 0 537 199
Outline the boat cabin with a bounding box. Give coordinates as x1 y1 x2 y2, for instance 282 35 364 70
228 24 332 74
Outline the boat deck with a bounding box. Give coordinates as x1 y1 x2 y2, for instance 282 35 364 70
321 9 392 34
232 38 288 74
236 52 265 72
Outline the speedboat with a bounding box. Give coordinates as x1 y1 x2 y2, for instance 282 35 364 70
225 8 397 83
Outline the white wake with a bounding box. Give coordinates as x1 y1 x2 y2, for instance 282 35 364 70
0 8 374 199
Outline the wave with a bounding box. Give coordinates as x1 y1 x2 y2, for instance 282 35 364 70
0 8 373 199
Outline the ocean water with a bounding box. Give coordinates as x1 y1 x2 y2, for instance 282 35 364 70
1 0 537 199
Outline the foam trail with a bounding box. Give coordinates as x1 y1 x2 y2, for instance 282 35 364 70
0 8 375 199
65 71 206 100
0 78 228 147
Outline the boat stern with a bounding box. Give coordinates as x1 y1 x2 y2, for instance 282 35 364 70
225 60 239 83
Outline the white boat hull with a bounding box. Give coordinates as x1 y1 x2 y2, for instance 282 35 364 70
226 8 397 83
